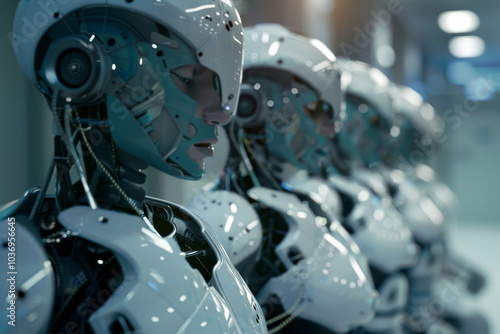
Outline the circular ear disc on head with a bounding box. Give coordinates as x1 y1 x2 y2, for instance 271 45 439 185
236 83 265 126
40 35 112 104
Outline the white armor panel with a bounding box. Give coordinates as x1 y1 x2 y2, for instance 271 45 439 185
283 175 370 272
392 177 446 244
329 175 419 273
187 190 263 266
248 187 378 333
364 274 409 333
352 168 392 200
0 221 55 334
58 205 267 334
284 176 343 222
414 164 458 220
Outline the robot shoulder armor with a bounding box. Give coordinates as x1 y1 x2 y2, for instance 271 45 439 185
187 190 262 266
0 188 40 221
0 219 55 333
285 176 342 221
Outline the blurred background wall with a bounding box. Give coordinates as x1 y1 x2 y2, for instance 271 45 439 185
1 0 498 331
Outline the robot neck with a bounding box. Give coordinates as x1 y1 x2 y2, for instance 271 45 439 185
111 148 148 205
54 129 147 211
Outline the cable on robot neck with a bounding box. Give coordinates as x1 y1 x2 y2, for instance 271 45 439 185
72 108 159 237
44 90 158 236
50 91 98 209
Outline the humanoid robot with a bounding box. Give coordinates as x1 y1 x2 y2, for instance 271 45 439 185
188 24 418 334
334 61 489 334
280 55 418 334
0 1 269 333
386 85 489 334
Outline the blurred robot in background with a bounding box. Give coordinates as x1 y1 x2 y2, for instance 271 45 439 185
0 1 270 333
387 85 489 334
334 59 489 334
319 58 419 334
189 24 419 334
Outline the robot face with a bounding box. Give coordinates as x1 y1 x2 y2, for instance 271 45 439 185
337 94 394 166
170 64 230 174
88 12 228 180
335 59 396 167
13 1 244 180
241 68 335 173
389 85 442 167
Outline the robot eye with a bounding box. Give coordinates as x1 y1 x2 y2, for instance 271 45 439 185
171 66 194 85
171 71 193 85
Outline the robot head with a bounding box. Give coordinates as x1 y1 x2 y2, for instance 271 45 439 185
335 59 395 168
389 85 443 167
234 24 343 174
12 0 244 180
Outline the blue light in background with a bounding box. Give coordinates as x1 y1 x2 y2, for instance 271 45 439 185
446 61 500 101
446 61 477 85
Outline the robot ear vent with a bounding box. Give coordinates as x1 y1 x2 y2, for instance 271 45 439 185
56 49 92 88
40 35 113 104
235 83 264 126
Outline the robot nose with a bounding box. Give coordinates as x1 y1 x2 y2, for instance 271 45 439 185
203 107 232 126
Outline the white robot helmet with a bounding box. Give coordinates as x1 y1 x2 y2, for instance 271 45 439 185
11 0 244 180
335 58 395 167
235 24 343 174
389 84 444 167
337 59 393 121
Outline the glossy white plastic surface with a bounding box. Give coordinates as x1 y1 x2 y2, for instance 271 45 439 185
243 24 343 122
282 173 370 272
170 200 268 333
187 190 263 266
337 58 393 121
352 168 391 200
12 0 243 114
414 164 458 219
363 274 408 333
329 174 419 273
248 187 377 333
284 175 343 221
356 167 446 244
393 178 446 244
0 222 55 334
58 205 267 334
389 85 442 139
